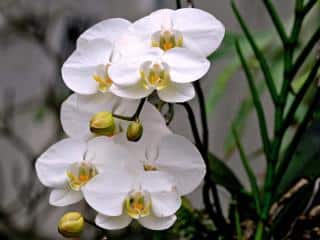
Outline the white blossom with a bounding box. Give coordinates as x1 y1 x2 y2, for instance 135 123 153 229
60 93 171 161
35 137 128 206
131 8 225 57
82 134 205 230
109 47 210 102
61 18 132 95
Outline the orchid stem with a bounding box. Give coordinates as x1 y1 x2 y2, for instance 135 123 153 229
112 98 146 121
194 80 230 236
175 0 228 236
179 102 202 150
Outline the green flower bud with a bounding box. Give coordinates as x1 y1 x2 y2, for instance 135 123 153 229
58 212 84 238
127 121 143 142
90 112 115 137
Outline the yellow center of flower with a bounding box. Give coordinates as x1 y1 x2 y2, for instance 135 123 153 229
151 30 183 51
92 64 113 92
67 162 98 191
143 164 157 171
125 191 151 219
141 63 170 90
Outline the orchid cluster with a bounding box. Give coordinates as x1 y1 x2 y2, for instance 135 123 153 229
35 8 224 231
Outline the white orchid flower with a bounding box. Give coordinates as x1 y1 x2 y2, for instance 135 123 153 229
131 8 225 57
109 47 210 102
60 93 171 161
84 170 180 230
82 134 205 230
35 137 128 206
61 18 132 95
143 134 206 196
77 18 131 46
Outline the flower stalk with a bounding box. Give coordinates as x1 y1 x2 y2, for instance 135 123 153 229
112 98 146 121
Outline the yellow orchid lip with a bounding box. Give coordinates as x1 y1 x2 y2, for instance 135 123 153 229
151 30 183 51
143 164 157 171
140 62 170 90
125 191 151 219
93 74 113 92
67 162 98 191
92 64 113 92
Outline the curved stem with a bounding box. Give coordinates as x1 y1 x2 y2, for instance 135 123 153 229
291 25 320 79
186 0 194 8
232 1 279 105
194 81 209 155
262 0 288 45
233 127 261 214
176 0 181 9
275 88 320 186
235 40 271 160
303 0 318 15
193 81 229 233
282 58 320 131
112 98 146 121
179 102 202 150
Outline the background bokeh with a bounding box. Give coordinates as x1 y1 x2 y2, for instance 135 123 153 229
0 0 299 239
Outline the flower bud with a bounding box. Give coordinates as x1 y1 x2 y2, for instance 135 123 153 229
90 112 115 137
58 212 84 238
127 121 143 142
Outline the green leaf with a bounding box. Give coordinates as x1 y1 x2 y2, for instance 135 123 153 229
235 41 271 158
232 127 261 214
277 120 320 196
207 153 244 195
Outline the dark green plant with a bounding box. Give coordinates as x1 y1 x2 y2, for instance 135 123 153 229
174 0 320 239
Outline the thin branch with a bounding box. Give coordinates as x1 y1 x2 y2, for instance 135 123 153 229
186 0 194 8
290 0 304 48
291 25 320 79
176 0 181 9
231 1 279 105
179 102 202 150
303 0 319 15
194 81 226 226
235 40 271 161
282 58 320 130
202 182 230 237
233 126 261 215
202 183 219 227
262 0 288 45
275 88 320 186
112 98 146 121
194 81 209 155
